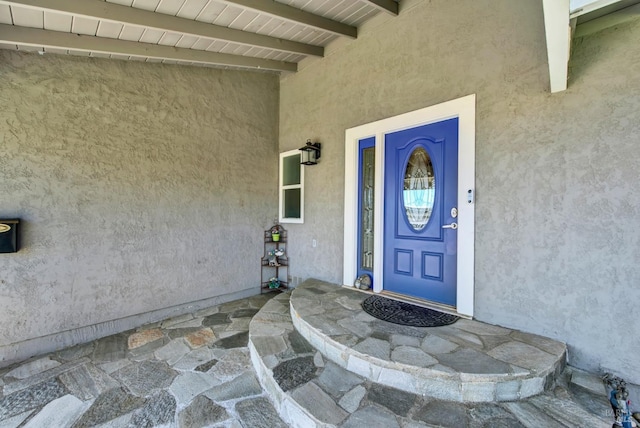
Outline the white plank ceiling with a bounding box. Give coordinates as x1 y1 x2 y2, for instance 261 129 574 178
0 0 399 72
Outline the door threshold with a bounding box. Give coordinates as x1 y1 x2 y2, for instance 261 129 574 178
342 285 471 319
380 290 471 319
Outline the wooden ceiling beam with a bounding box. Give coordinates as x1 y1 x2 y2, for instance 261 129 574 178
0 0 323 57
219 0 357 38
364 0 399 15
0 24 297 72
542 0 571 93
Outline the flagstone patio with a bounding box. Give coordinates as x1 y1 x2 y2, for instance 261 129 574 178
0 280 615 427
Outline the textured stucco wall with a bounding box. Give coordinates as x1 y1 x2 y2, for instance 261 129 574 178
0 51 279 363
279 0 640 383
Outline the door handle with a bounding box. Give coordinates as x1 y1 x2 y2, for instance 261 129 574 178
442 222 458 230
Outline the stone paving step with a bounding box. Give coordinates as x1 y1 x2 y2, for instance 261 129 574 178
0 292 288 428
290 279 568 402
248 292 611 427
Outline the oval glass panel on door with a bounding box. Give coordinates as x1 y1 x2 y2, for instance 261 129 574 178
403 147 435 232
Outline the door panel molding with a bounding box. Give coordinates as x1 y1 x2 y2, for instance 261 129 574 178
344 94 476 317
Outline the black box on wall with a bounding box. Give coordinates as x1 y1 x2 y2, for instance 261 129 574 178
0 219 20 253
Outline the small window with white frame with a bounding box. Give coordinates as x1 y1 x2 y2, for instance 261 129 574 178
279 149 304 223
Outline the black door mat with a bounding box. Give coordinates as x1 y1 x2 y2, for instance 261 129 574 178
361 295 459 327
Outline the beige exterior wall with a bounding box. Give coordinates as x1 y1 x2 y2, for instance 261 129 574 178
0 51 279 365
279 0 640 383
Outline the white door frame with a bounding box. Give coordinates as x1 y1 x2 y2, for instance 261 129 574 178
343 94 476 317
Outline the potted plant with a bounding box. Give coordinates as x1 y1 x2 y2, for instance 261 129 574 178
268 277 280 289
270 225 280 242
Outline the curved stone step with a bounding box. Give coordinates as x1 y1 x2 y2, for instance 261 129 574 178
290 279 568 403
248 291 609 428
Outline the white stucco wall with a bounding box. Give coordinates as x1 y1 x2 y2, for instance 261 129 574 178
0 51 279 365
279 0 640 383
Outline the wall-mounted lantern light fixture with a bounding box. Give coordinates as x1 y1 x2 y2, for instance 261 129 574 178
299 139 321 165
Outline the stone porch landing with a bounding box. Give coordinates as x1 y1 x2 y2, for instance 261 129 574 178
250 279 611 427
290 280 566 403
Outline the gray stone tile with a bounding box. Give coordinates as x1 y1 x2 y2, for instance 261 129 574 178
306 315 349 336
251 312 291 324
128 390 176 427
370 322 427 340
421 334 459 354
291 382 348 425
332 334 360 348
227 318 251 332
315 362 363 399
414 400 469 427
495 379 521 401
341 405 400 428
173 347 217 371
58 363 119 400
92 412 132 428
0 379 67 421
488 342 557 372
195 359 218 373
126 336 170 358
337 318 374 339
71 387 145 428
478 334 512 351
97 360 131 375
503 401 568 428
338 385 366 413
178 395 229 427
92 334 128 363
0 410 33 428
453 319 513 336
230 308 259 318
570 369 606 395
261 299 290 315
366 384 417 416
161 314 194 329
336 295 365 311
510 331 566 356
212 332 249 349
169 371 220 406
288 330 314 354
468 403 525 428
209 349 252 381
56 343 94 362
251 336 287 357
528 394 610 427
352 337 391 360
390 334 421 348
436 348 513 375
154 339 191 365
23 394 89 428
204 372 262 402
313 352 325 368
431 327 484 348
272 356 318 392
202 313 231 327
111 360 177 396
234 397 287 428
194 306 220 318
391 346 438 367
165 317 204 329
2 359 89 396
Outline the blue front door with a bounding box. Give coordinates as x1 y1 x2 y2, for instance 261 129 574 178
383 118 459 306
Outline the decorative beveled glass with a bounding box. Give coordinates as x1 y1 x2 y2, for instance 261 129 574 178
359 147 375 271
403 147 435 231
